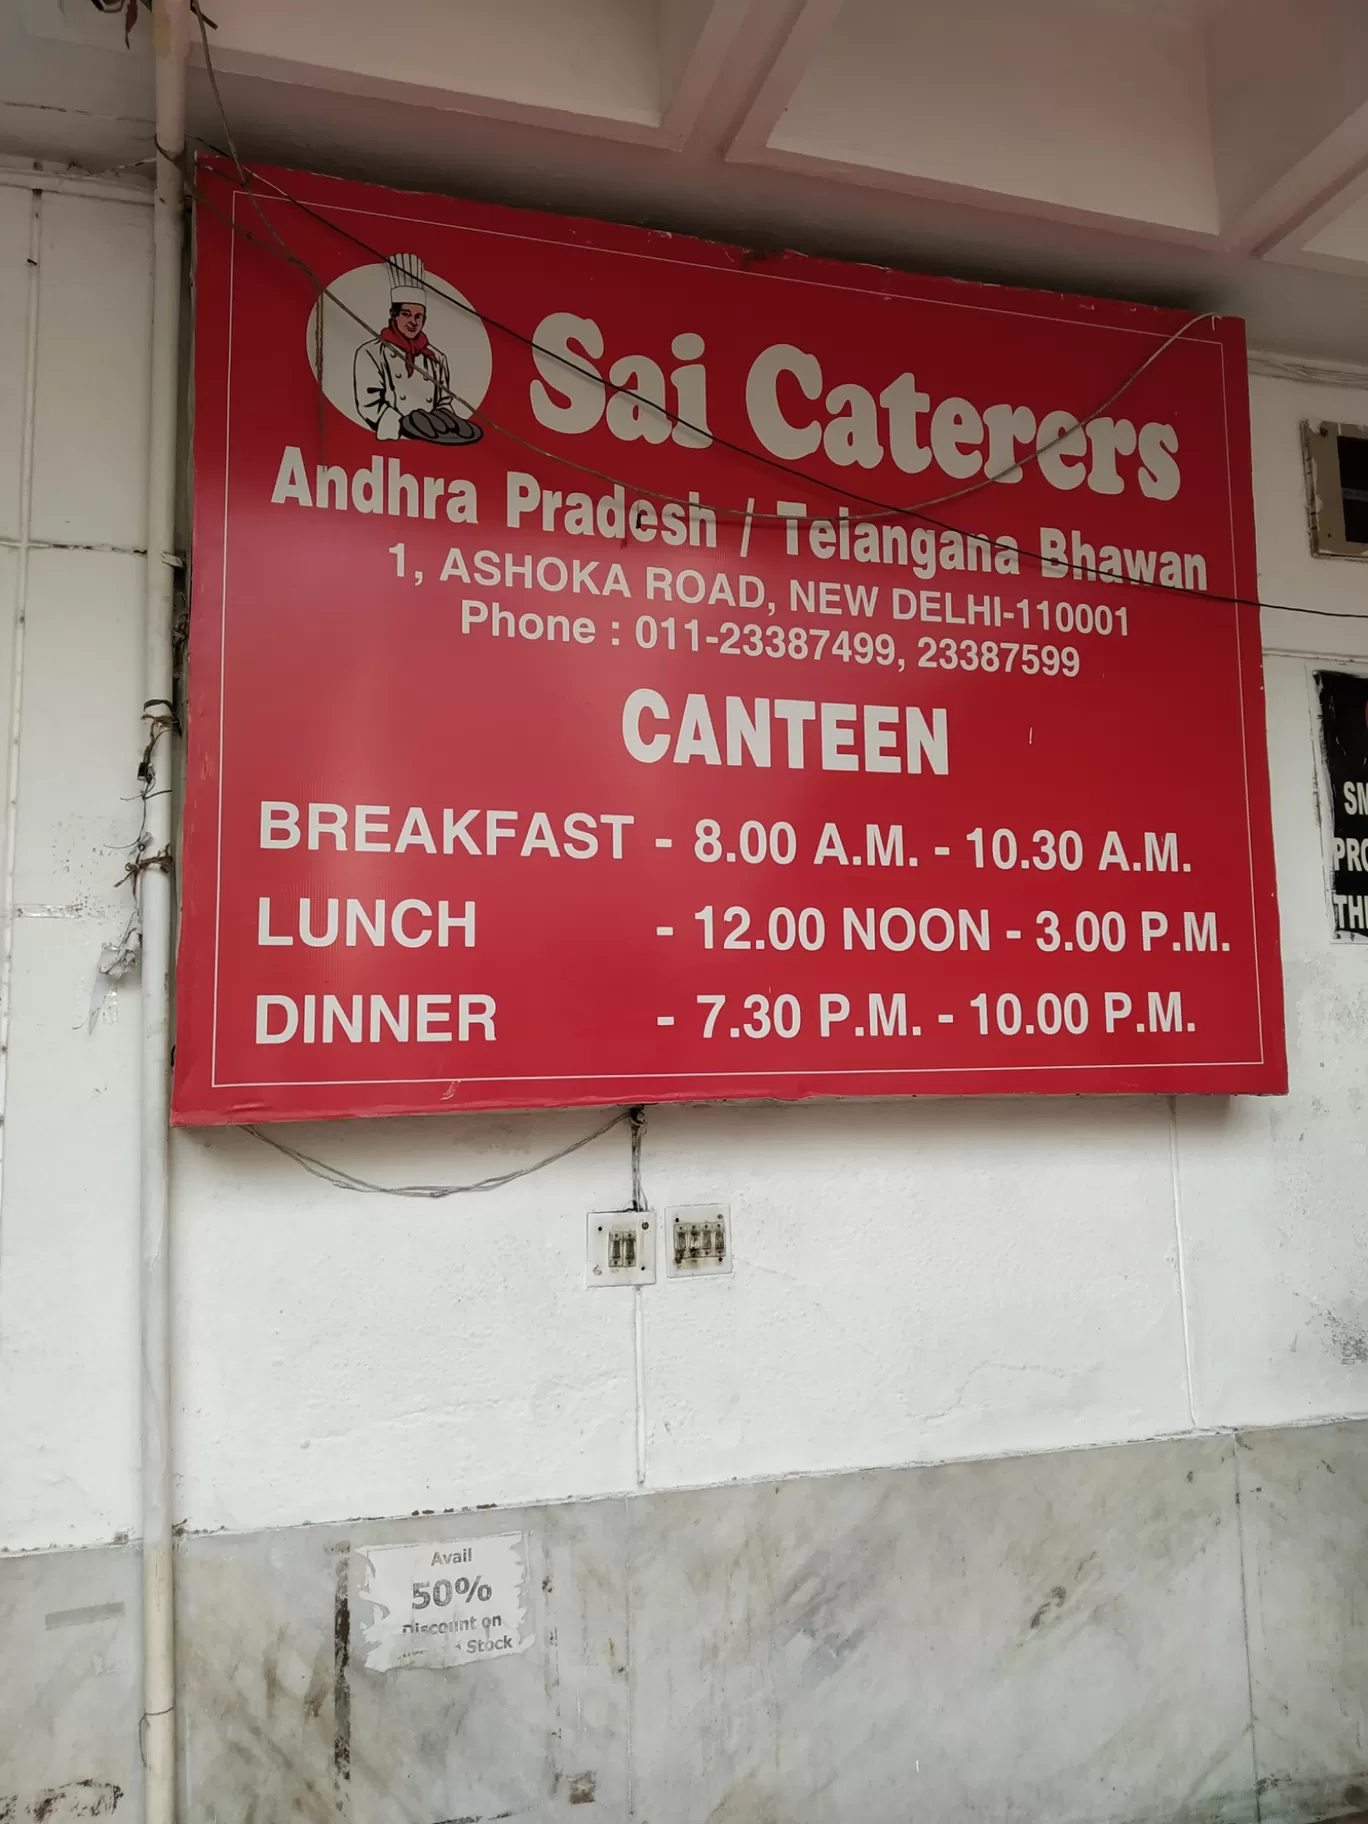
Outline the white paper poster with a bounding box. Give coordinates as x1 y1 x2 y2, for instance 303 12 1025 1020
354 1533 533 1671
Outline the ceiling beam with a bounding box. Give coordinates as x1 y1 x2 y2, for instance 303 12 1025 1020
723 0 843 165
1205 0 1368 254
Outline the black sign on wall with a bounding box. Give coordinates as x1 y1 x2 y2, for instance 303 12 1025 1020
1317 669 1368 940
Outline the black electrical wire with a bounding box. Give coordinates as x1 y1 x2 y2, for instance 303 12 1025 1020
180 7 1368 626
210 163 1368 628
245 1108 630 1197
172 18 1365 1187
239 161 1202 521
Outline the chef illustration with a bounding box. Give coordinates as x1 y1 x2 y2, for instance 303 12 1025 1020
352 254 483 445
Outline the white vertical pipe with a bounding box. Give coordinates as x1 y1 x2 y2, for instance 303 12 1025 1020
143 4 187 1822
0 193 42 1263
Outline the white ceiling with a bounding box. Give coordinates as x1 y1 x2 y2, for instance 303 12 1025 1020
11 0 1368 365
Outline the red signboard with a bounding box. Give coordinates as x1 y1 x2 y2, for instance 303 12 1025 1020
174 159 1286 1123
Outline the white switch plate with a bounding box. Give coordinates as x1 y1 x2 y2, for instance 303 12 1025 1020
587 1211 656 1286
666 1205 732 1277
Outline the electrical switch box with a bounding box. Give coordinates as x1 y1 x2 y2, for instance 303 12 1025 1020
666 1205 731 1278
587 1212 655 1286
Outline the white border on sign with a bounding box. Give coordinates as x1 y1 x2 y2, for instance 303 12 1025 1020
209 190 1265 1090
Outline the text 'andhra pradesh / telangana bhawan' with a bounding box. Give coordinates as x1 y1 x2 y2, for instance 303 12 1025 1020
267 449 1212 596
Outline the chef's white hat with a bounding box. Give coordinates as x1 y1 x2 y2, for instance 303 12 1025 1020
387 253 426 305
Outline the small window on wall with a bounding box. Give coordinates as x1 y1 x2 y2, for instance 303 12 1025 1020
1304 421 1368 558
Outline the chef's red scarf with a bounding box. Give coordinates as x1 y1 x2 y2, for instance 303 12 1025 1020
381 324 430 376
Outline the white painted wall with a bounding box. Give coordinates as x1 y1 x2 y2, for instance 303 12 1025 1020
166 360 1368 1538
0 178 151 1553
1179 371 1368 1429
4 180 1368 1556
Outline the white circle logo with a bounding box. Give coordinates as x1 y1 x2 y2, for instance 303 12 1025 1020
305 258 493 441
